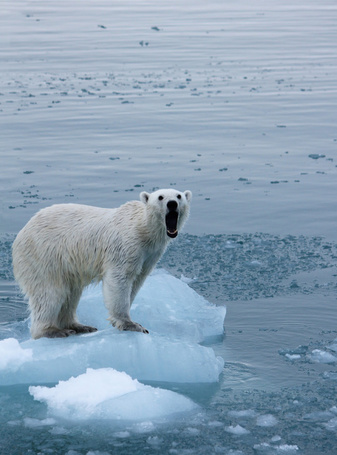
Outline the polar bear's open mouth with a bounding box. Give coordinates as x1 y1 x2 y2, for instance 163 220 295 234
165 211 178 238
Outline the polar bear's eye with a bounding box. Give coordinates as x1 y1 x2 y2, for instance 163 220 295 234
158 195 164 201
177 194 181 199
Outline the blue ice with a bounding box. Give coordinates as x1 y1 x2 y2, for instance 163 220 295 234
0 270 225 421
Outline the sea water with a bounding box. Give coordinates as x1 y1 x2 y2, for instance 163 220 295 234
1 0 337 454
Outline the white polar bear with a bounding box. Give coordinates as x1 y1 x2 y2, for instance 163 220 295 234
12 189 192 339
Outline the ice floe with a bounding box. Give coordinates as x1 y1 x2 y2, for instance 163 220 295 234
0 270 225 387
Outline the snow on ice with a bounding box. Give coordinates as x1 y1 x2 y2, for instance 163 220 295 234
29 368 198 421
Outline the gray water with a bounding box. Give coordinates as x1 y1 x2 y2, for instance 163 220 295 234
1 0 337 454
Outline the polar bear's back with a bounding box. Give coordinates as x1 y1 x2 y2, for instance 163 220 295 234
13 203 118 250
12 202 143 294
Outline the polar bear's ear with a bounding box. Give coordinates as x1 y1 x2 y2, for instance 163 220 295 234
140 192 150 204
184 190 192 202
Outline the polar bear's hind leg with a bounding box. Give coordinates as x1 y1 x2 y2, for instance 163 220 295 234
30 285 97 339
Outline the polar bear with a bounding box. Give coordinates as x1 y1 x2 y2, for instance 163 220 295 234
12 189 192 339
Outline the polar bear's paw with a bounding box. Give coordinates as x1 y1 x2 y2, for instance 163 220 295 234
69 323 98 334
40 325 97 339
122 321 149 334
112 319 149 334
43 328 77 338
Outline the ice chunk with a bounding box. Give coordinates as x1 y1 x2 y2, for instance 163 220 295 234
278 345 308 358
225 424 250 435
254 443 299 453
29 368 198 421
78 269 226 343
271 436 282 442
276 445 299 453
324 417 337 431
256 414 278 427
0 338 32 371
0 271 225 385
310 349 337 364
285 353 301 360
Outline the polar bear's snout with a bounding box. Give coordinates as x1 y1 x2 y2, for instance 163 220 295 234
167 200 178 211
166 200 179 238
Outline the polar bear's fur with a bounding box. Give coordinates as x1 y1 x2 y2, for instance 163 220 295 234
12 189 192 339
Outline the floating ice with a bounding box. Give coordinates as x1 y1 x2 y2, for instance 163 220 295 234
256 414 278 427
29 368 198 421
310 349 337 364
324 417 337 431
0 270 225 385
278 345 308 358
225 424 250 435
285 353 301 361
254 443 299 453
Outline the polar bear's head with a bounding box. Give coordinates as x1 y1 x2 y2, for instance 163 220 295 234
140 189 192 239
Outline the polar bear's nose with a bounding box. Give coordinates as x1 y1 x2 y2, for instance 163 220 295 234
167 200 178 211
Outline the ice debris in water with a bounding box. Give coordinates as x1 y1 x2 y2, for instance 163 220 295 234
278 345 308 360
225 424 250 435
0 270 225 386
285 353 301 361
253 442 299 453
308 337 337 364
310 349 337 364
29 368 198 421
256 414 278 427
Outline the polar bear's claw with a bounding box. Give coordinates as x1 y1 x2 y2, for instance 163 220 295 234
113 319 149 334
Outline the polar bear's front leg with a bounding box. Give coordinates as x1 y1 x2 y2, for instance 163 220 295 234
102 270 149 334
